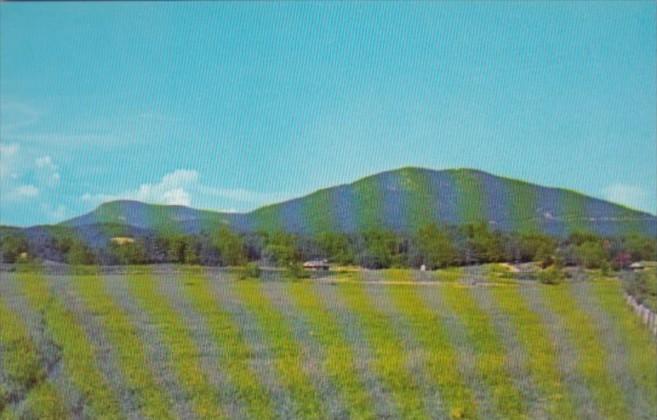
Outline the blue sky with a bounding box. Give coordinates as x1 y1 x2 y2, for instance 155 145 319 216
1 2 655 226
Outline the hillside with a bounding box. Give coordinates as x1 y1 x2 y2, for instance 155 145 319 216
55 167 655 237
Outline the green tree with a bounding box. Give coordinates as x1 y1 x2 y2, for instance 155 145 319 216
214 225 246 266
263 231 298 266
0 235 28 263
357 229 398 269
415 223 457 269
514 233 557 266
67 241 95 265
184 237 201 265
575 241 607 269
464 223 505 263
316 232 355 265
623 234 657 262
110 240 147 265
167 235 188 263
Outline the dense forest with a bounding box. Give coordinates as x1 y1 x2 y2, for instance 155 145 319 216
1 222 654 272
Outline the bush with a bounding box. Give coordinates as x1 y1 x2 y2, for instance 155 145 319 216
537 266 565 285
286 262 310 280
239 263 261 280
624 270 657 312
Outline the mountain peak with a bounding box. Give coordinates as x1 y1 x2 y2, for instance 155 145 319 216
57 167 654 236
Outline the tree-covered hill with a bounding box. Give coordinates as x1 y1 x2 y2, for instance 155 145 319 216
58 167 656 237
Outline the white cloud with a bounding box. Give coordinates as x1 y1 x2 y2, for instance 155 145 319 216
161 188 192 206
81 169 292 210
602 183 651 212
5 184 39 201
35 155 61 187
0 143 19 156
1 144 45 201
0 143 20 179
82 169 200 206
1 147 61 188
35 155 55 169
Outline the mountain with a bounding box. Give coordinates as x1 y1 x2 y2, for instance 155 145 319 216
53 167 655 238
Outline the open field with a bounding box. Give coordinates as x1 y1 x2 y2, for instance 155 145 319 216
1 268 655 419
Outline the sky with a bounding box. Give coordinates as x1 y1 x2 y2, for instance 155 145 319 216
1 1 655 226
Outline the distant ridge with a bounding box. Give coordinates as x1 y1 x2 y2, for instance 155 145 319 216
50 167 655 238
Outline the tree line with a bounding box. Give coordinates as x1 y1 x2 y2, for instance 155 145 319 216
2 222 655 271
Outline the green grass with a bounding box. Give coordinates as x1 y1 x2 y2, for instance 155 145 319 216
2 269 656 419
590 279 657 416
440 285 526 419
435 267 464 282
0 297 68 420
336 281 427 417
16 272 122 419
490 285 578 418
232 280 326 418
540 283 630 419
387 283 476 419
181 275 277 418
127 273 223 419
286 281 378 419
73 276 174 419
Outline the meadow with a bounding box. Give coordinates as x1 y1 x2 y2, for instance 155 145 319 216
0 267 655 419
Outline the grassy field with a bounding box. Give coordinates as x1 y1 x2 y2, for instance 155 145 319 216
1 267 655 419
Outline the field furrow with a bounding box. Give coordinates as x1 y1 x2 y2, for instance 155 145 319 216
489 285 578 419
364 271 450 418
579 280 657 419
520 284 601 418
430 284 525 419
1 269 654 420
14 272 122 419
181 272 278 419
232 280 327 418
0 277 83 419
0 295 68 420
154 270 245 418
102 275 197 419
207 275 298 417
127 273 224 419
537 284 630 419
336 280 427 418
286 281 380 419
265 281 351 418
470 286 543 418
313 280 399 418
385 279 477 419
73 275 175 419
49 276 140 419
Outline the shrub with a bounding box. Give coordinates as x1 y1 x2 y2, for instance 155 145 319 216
537 266 565 285
623 270 657 312
239 263 261 280
286 262 310 280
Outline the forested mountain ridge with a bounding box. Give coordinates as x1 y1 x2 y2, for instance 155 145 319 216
57 167 655 237
2 168 655 267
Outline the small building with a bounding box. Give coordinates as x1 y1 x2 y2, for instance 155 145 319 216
303 259 330 271
629 262 645 272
